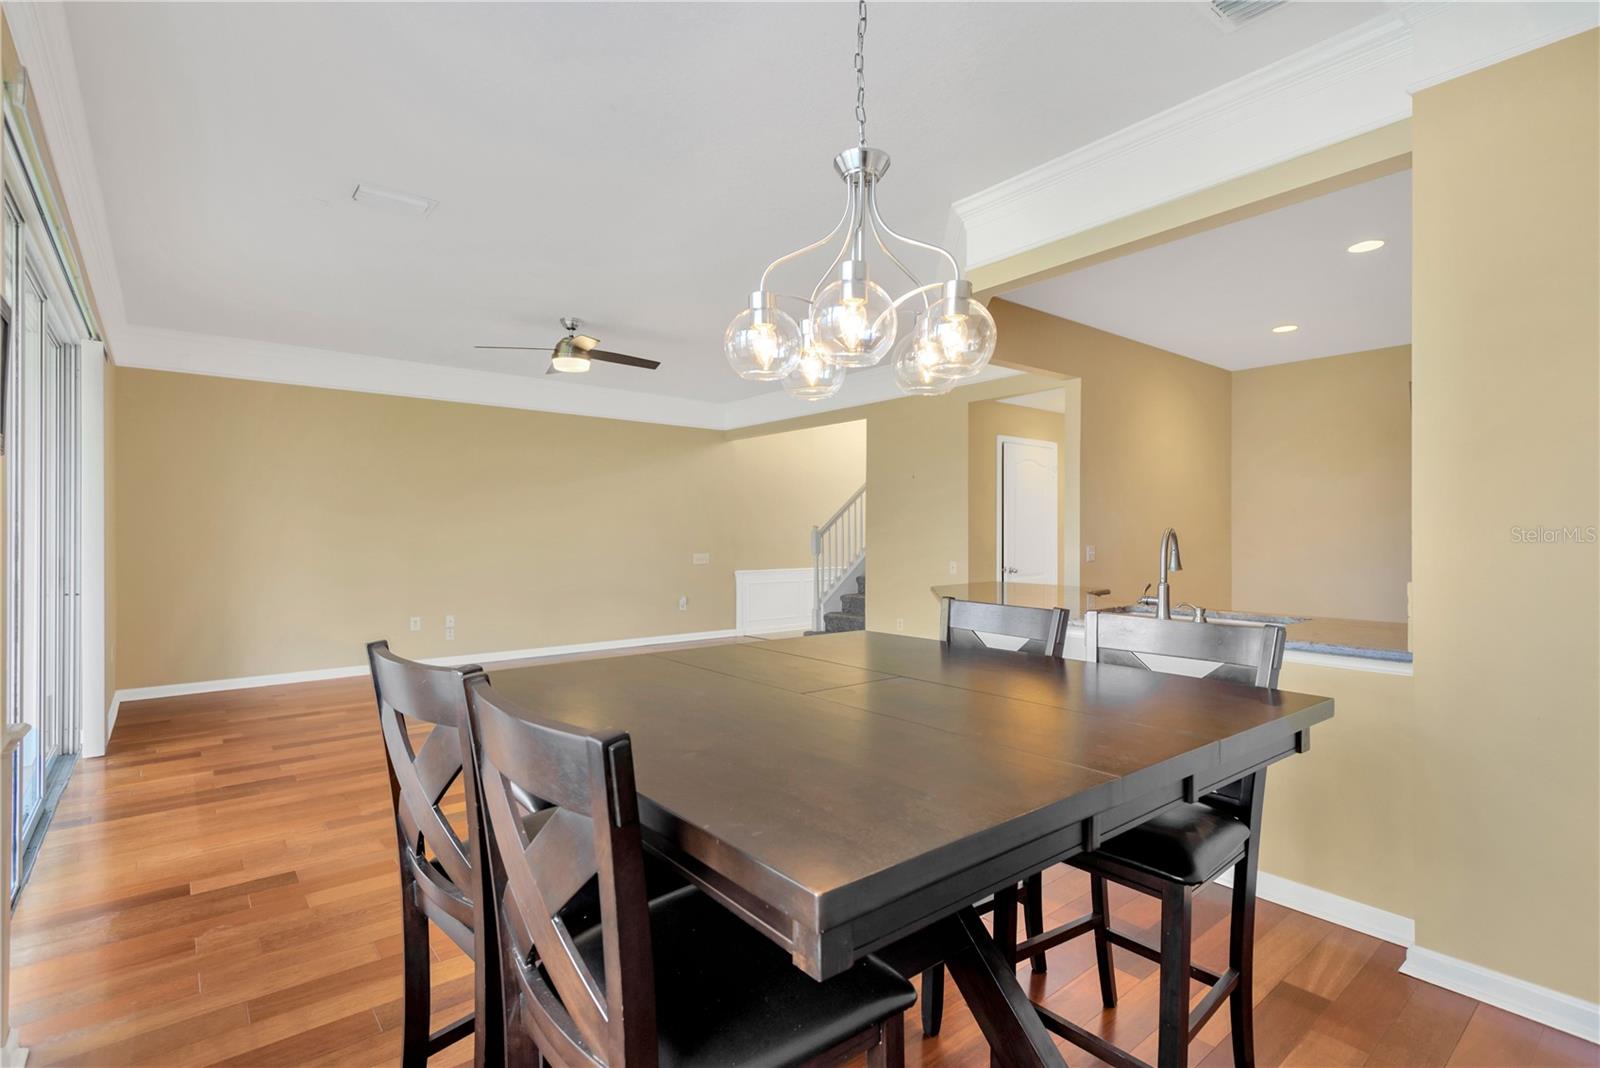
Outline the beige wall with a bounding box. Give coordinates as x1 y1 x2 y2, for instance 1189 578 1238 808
1412 30 1599 1001
1258 663 1416 920
112 369 864 688
968 398 1070 585
989 300 1234 609
1232 346 1411 621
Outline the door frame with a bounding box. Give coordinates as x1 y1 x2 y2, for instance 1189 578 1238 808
994 434 1059 584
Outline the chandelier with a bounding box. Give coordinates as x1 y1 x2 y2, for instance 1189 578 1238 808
724 0 997 401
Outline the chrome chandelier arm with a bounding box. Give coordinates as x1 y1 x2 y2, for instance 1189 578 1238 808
867 205 931 314
758 182 856 292
868 181 961 281
810 173 866 305
886 281 945 314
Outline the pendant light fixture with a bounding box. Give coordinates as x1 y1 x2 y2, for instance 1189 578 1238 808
725 0 997 400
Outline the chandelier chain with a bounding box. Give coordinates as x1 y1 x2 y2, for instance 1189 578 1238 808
854 0 867 147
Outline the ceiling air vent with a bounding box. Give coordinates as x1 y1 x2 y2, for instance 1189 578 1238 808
1206 0 1286 31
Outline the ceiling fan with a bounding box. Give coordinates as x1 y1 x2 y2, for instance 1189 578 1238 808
476 317 661 375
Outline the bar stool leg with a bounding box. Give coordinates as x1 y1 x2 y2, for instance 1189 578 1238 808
398 866 432 1068
919 965 945 1037
1228 851 1259 1068
1156 881 1193 1068
1089 874 1118 1008
1023 874 1047 973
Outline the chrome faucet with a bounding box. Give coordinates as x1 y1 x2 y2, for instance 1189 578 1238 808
1156 527 1182 620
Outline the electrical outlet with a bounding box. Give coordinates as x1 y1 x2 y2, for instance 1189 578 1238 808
1085 545 1096 562
445 626 455 641
895 618 905 632
948 560 958 575
409 616 422 632
692 552 711 565
678 595 689 611
444 614 456 629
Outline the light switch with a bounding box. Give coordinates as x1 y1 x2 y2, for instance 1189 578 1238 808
692 552 711 565
1085 545 1096 562
444 614 456 629
409 617 422 632
948 560 958 575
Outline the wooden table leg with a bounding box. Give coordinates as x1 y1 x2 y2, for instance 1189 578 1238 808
940 906 1066 1068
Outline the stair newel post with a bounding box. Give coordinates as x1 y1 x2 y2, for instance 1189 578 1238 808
811 524 824 632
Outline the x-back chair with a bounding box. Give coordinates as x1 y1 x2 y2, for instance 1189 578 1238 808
463 675 917 1068
368 640 502 1068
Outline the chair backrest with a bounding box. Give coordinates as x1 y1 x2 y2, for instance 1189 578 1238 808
367 640 486 945
465 677 657 1068
941 597 1067 657
1082 611 1285 688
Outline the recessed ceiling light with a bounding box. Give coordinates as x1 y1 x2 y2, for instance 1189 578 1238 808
1271 324 1299 334
1347 239 1386 254
350 183 437 217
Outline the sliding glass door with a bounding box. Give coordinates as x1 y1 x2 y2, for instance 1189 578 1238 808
4 192 82 896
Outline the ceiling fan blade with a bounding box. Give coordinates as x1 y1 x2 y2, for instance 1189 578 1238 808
571 334 602 352
476 345 554 351
587 350 661 370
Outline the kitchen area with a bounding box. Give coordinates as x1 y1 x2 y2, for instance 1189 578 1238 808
916 165 1419 946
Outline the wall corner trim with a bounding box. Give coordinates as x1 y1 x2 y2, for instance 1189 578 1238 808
1400 947 1600 1044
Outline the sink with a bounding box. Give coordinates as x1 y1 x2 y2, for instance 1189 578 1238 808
1105 605 1305 626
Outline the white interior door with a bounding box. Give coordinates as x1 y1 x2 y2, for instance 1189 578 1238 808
998 437 1058 585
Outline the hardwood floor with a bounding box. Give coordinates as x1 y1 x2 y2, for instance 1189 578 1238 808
11 639 1597 1067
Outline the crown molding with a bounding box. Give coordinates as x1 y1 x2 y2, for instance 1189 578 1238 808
115 324 1019 432
4 0 128 340
954 3 1598 269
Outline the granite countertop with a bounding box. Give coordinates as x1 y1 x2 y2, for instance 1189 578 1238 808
931 582 1411 663
930 582 1116 618
1106 604 1411 663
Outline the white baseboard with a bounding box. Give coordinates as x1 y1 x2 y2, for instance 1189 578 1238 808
1215 869 1599 1042
1401 947 1600 1044
104 628 744 726
735 568 816 635
1214 868 1416 947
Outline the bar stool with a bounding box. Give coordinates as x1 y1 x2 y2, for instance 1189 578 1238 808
1022 611 1286 1068
919 597 1068 1038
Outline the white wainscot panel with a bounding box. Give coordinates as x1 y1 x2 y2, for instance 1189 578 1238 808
735 569 817 636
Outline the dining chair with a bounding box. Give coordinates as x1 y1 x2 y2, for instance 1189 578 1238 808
463 675 918 1068
920 597 1068 1037
367 641 501 1068
1024 611 1287 1068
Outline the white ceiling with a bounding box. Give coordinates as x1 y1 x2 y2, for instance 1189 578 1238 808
61 1 1396 403
1003 169 1412 370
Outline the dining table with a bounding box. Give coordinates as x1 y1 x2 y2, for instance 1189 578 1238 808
488 630 1334 1068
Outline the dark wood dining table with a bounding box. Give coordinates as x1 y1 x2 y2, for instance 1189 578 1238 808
490 631 1333 1068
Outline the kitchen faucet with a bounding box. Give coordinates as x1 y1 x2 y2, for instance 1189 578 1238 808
1156 527 1182 620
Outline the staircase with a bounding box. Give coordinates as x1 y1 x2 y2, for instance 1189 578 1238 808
810 484 866 633
823 574 867 633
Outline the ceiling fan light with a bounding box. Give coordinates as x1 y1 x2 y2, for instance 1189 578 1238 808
550 338 591 373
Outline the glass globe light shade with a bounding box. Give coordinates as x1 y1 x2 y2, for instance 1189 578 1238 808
783 327 846 401
724 305 801 381
893 330 956 396
924 294 998 377
811 276 896 368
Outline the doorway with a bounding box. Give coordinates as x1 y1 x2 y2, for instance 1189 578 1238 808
996 435 1058 585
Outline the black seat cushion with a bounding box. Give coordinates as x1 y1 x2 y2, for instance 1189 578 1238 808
571 886 916 1068
1094 803 1250 885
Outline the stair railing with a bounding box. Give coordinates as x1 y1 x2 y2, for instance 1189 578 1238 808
811 484 866 632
